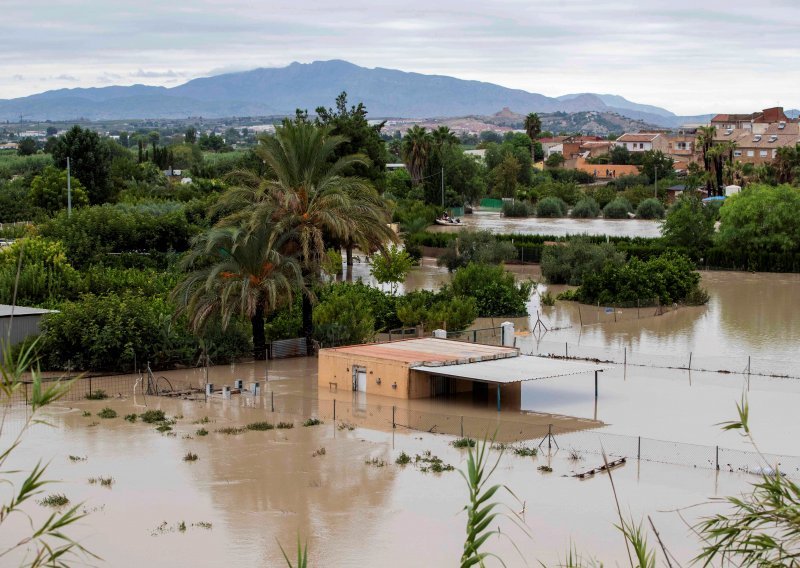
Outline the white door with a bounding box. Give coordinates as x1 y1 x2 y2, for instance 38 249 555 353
356 369 367 393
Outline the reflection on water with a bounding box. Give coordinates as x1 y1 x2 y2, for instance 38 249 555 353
428 210 662 237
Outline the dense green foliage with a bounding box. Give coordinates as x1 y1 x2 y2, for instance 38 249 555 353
635 198 665 219
51 126 113 204
437 230 516 271
717 184 800 254
661 192 717 257
576 253 707 306
313 284 377 346
536 196 567 217
29 166 89 213
450 263 532 317
396 290 477 332
541 238 626 285
501 200 531 217
570 197 600 218
602 197 633 219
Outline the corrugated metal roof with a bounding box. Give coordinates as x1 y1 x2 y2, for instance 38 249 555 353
411 355 604 384
0 305 58 317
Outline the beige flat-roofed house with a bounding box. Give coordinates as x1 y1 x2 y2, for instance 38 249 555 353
318 337 604 411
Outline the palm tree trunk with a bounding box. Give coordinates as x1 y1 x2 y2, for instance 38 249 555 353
345 244 354 266
251 299 267 360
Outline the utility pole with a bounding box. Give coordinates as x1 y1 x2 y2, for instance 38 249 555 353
67 157 72 217
441 167 444 209
654 166 658 198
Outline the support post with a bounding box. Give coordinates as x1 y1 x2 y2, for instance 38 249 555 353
715 445 719 470
565 342 568 358
548 424 552 449
624 347 627 367
578 304 582 327
688 352 693 371
637 436 641 460
460 416 464 437
392 406 396 429
333 399 336 421
89 376 92 396
271 391 274 412
594 370 599 399
496 384 501 412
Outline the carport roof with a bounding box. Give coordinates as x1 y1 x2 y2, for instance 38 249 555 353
411 355 605 384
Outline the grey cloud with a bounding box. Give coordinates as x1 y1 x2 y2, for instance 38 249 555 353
130 69 184 78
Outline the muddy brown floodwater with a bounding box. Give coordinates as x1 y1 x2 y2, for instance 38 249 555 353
428 210 663 238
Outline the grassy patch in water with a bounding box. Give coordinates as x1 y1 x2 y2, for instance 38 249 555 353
303 418 323 427
183 452 198 462
97 407 117 419
451 437 476 448
246 421 274 431
276 422 294 430
139 409 167 423
215 426 246 435
85 390 108 400
39 493 70 507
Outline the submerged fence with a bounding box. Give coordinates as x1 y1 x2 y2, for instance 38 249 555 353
522 339 800 379
7 372 800 479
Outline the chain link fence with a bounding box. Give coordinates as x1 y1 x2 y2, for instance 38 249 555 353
523 339 800 379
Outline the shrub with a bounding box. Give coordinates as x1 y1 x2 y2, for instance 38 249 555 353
541 237 626 285
38 493 70 508
603 197 633 219
450 263 533 317
303 418 322 427
396 290 477 332
536 196 567 217
570 197 600 218
501 200 531 218
584 185 617 208
85 390 108 400
437 230 516 272
196 428 209 436
717 184 800 254
183 452 198 462
124 414 137 422
246 422 274 431
313 284 376 347
276 422 294 429
97 407 117 419
451 438 476 448
139 409 167 423
636 198 665 219
0 236 81 305
577 252 707 306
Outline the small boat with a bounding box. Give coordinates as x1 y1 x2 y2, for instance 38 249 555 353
435 217 462 226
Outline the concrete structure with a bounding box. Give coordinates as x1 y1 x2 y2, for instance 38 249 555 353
614 132 670 154
573 157 640 180
714 122 800 166
318 337 603 410
0 305 57 347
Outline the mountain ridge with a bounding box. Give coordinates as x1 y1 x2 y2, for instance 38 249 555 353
0 60 726 126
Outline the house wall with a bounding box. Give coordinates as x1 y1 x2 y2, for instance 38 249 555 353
318 350 414 400
0 315 44 347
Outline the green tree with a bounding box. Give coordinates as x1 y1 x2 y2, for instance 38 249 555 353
17 137 37 156
524 112 542 160
545 153 565 168
716 184 800 254
639 150 673 184
29 165 89 213
51 125 113 204
450 263 532 317
46 125 58 136
0 235 81 305
661 192 716 257
491 154 520 197
370 245 413 295
402 126 431 185
313 284 376 346
185 127 197 144
172 224 303 360
218 120 397 352
696 125 717 195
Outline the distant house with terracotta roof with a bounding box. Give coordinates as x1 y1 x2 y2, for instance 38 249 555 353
614 132 670 154
711 106 797 134
714 121 800 165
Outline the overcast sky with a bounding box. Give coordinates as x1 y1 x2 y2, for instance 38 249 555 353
3 0 798 115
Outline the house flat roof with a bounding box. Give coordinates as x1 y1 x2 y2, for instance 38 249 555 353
320 338 518 366
411 355 605 384
0 305 58 317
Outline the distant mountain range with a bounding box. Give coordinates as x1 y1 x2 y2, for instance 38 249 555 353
0 59 781 127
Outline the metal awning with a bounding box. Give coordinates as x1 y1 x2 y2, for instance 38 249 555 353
411 355 604 384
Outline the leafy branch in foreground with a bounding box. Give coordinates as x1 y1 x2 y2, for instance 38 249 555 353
695 395 800 567
460 435 529 567
0 338 96 567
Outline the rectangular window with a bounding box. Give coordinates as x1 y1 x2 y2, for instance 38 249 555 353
759 150 768 158
772 149 778 159
733 150 742 157
747 150 755 157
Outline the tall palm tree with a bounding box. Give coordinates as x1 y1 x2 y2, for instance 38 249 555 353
524 113 542 161
401 125 431 184
219 120 397 352
431 126 459 147
696 126 716 195
172 223 303 360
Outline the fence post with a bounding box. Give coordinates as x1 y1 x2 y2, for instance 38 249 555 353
271 391 274 412
565 342 568 358
688 352 693 371
747 355 751 375
333 399 336 421
715 445 719 470
460 416 464 437
89 376 92 396
637 436 641 460
392 406 396 429
24 381 28 405
624 347 627 367
548 424 552 449
578 304 582 327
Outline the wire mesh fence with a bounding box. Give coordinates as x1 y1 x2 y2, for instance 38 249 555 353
5 374 800 478
522 339 800 379
570 298 682 327
446 326 503 346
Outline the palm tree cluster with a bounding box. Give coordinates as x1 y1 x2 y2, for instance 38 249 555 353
172 120 396 359
401 125 459 185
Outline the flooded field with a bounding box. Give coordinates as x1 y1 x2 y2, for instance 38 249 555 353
428 210 662 238
0 374 767 567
